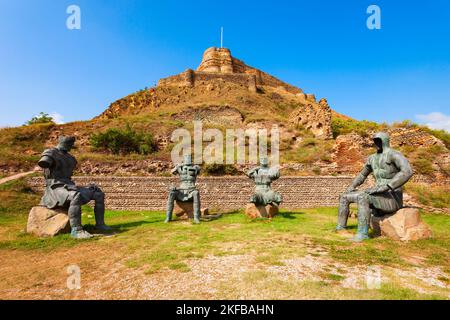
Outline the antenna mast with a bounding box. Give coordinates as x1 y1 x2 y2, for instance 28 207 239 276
220 27 223 48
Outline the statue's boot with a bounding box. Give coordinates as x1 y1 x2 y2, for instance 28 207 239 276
68 204 93 239
165 192 175 223
351 225 370 242
351 193 371 242
71 227 94 239
193 191 201 224
336 194 350 231
94 199 112 232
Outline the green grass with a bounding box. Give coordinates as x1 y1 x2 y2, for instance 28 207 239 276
0 179 449 299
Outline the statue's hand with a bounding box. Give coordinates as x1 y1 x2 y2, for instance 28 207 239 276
345 186 356 193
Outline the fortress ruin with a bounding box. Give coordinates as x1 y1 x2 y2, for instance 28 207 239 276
158 47 307 96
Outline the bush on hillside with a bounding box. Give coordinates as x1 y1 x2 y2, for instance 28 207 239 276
90 125 157 155
25 112 54 125
203 163 239 176
331 118 385 138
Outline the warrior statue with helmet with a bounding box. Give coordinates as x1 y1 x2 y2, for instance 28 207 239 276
38 136 112 239
246 157 282 207
165 155 202 224
336 132 413 242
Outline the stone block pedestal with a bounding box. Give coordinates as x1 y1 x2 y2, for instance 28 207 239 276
244 203 279 218
173 200 208 219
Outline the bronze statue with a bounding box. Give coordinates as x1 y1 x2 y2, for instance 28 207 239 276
38 136 111 239
165 155 201 224
336 132 413 241
247 157 282 207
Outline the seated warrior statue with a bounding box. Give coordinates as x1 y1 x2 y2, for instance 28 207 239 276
246 157 282 207
165 155 201 224
38 136 111 239
336 132 413 242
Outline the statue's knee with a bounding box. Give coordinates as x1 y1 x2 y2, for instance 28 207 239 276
70 192 82 206
94 191 105 202
357 193 369 203
339 194 349 204
169 190 177 197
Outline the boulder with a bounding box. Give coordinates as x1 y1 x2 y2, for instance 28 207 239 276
244 203 279 218
173 200 208 219
370 208 432 241
26 206 70 237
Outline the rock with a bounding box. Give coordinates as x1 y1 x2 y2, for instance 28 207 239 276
26 206 70 237
389 127 446 149
370 208 432 241
244 203 279 218
173 201 208 219
332 133 367 173
289 101 333 139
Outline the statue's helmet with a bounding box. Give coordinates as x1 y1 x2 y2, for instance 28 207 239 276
57 136 75 151
183 154 193 165
372 132 390 152
260 157 269 167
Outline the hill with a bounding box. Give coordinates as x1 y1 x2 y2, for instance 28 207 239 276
0 47 448 187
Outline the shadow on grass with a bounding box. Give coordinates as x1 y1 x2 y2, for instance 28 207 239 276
279 211 304 219
85 219 162 234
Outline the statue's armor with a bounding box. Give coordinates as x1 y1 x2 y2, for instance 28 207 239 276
40 148 78 208
248 166 282 206
165 161 201 223
37 145 108 236
178 164 199 190
337 132 413 241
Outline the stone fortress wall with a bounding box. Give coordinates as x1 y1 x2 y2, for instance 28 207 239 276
28 176 357 212
158 47 302 94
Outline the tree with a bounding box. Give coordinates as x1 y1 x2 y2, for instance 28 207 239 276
25 112 54 125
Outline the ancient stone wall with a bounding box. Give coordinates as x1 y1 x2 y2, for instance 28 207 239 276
27 176 357 211
158 70 257 92
289 99 333 139
159 47 302 94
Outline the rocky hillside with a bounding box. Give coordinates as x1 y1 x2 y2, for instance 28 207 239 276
0 47 448 187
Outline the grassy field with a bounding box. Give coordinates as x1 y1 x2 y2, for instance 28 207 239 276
0 179 449 299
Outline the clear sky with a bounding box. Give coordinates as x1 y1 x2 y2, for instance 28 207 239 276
0 0 449 130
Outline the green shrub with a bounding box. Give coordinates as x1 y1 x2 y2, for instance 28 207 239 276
25 112 54 125
301 137 317 147
406 183 450 208
331 118 385 138
203 163 239 176
422 127 450 149
412 158 434 175
90 125 157 155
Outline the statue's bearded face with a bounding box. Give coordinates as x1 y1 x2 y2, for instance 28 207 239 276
373 138 383 153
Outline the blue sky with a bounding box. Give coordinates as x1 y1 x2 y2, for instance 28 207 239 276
0 0 449 130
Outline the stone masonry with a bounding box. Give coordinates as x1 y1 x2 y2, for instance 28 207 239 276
158 47 303 94
27 176 355 212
